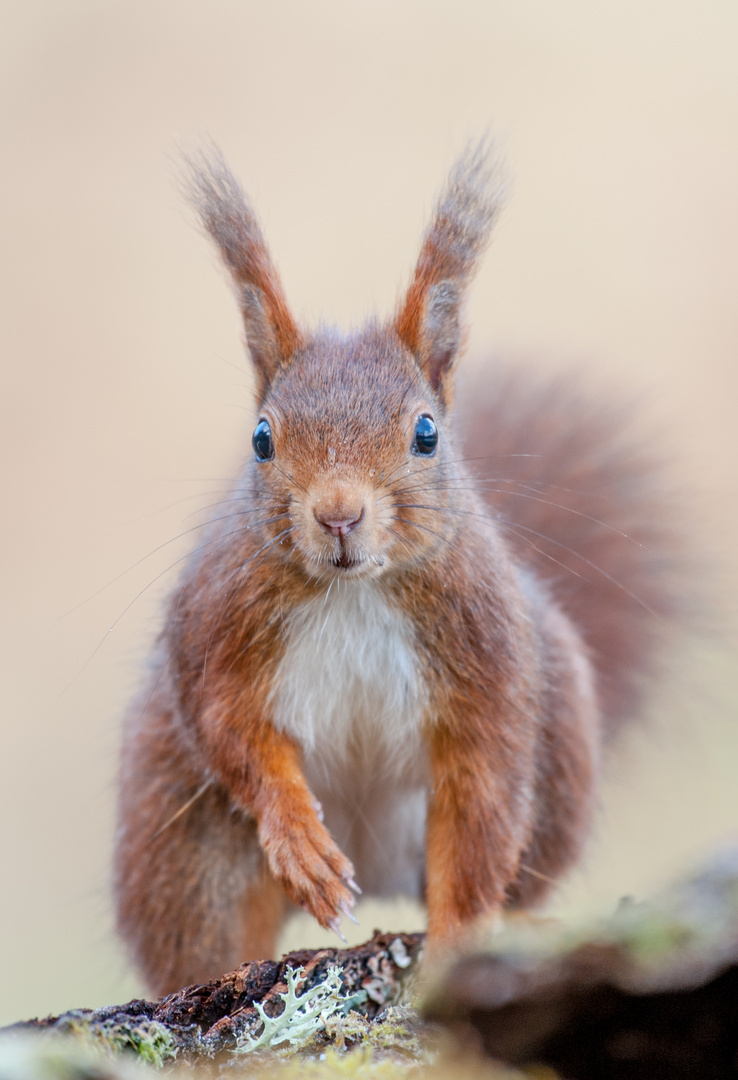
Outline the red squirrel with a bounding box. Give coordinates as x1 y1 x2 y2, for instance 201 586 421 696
114 144 685 995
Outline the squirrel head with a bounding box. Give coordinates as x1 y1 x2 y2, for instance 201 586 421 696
184 144 502 581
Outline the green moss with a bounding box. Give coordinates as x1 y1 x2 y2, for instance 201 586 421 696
97 1020 176 1067
57 1015 177 1069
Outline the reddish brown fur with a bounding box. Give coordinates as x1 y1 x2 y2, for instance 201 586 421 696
114 145 686 995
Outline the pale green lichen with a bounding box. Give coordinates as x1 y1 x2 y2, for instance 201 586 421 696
235 966 368 1055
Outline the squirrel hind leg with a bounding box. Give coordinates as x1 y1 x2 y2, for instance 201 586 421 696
115 708 287 996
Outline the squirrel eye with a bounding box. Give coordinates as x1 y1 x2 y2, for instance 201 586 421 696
412 414 438 456
252 419 274 461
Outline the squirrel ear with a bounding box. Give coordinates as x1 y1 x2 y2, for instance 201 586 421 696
414 279 463 397
395 142 502 406
183 147 302 397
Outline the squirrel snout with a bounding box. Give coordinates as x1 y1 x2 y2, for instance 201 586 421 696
314 507 364 538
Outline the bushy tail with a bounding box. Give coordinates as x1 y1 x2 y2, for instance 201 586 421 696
457 366 691 733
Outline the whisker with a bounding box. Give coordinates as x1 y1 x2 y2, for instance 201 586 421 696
377 452 477 489
317 607 332 645
378 479 552 506
214 351 251 378
272 461 309 497
62 507 287 617
386 527 418 565
148 781 213 844
497 518 660 617
62 520 291 694
378 451 544 490
392 490 640 545
136 488 235 519
322 576 336 607
215 528 297 681
200 527 295 690
517 863 558 886
392 501 653 610
182 496 269 521
495 523 591 582
391 516 448 543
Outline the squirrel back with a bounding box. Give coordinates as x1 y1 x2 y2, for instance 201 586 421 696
114 143 689 995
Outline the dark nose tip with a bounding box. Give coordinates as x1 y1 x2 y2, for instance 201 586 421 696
315 507 364 537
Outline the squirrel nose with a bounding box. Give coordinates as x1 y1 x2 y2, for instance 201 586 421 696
315 507 364 537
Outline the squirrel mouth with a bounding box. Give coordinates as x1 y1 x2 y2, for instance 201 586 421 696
332 550 360 569
329 549 386 575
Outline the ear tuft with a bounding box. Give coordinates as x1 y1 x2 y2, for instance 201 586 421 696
395 141 504 405
181 145 301 396
419 280 462 391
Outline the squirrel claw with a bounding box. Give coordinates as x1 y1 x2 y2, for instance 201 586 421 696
346 876 362 895
329 917 348 944
340 900 359 925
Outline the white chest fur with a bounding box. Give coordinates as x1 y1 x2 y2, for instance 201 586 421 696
270 580 428 782
270 581 429 896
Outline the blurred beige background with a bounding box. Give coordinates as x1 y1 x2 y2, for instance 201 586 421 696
1 0 737 1025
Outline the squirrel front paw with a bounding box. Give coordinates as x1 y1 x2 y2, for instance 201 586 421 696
257 803 359 937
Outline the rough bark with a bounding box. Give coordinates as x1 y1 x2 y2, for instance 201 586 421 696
4 931 424 1068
